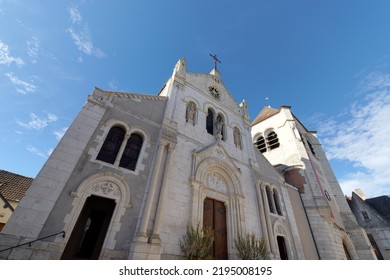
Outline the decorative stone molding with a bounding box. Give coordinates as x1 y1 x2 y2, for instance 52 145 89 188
276 224 287 236
208 85 221 100
93 87 168 101
60 172 131 253
91 181 121 198
205 172 228 194
210 148 225 160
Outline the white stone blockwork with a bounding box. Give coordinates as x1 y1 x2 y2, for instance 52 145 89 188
0 58 376 260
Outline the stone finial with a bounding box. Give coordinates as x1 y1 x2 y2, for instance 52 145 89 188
173 58 187 76
239 99 249 119
209 68 220 83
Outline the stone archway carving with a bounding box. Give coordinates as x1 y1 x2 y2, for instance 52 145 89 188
190 154 244 259
60 172 131 257
273 220 293 260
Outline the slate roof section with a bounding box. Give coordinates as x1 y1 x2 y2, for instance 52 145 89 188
0 170 33 201
366 195 390 220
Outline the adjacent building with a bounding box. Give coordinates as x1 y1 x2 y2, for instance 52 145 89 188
347 190 390 259
0 170 33 232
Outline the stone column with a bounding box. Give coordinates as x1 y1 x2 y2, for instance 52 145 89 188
114 133 130 166
149 144 174 243
137 143 165 241
261 185 277 256
256 184 270 252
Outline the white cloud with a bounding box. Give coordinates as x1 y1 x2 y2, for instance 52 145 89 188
68 6 82 24
108 79 118 90
54 127 68 141
0 41 24 66
320 72 390 198
67 7 104 58
27 36 40 63
5 72 37 94
27 145 52 159
47 113 58 122
16 112 58 131
360 72 390 92
67 27 104 58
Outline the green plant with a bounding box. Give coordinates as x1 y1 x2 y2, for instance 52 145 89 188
234 233 267 260
179 223 215 260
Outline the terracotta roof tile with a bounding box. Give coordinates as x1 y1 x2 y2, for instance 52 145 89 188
251 106 279 126
0 170 33 201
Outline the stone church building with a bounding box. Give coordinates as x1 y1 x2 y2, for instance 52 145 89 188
0 58 376 260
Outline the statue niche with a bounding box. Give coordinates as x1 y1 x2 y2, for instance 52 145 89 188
185 102 197 126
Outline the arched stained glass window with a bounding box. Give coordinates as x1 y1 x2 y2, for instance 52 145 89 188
266 186 274 213
206 109 214 135
96 126 125 164
119 133 143 171
273 190 282 215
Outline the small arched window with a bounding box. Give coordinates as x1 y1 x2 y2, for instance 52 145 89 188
307 140 316 156
266 186 274 213
267 131 280 150
273 190 282 215
254 136 266 153
119 133 143 171
233 127 242 149
206 109 214 135
97 126 125 164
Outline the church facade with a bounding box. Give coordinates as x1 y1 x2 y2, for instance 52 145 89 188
0 58 376 260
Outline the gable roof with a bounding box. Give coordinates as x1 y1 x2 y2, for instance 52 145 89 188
251 106 279 126
348 192 390 227
0 170 33 201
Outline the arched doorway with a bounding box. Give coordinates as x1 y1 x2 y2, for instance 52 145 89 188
191 147 245 260
203 197 227 260
277 236 289 260
61 195 116 259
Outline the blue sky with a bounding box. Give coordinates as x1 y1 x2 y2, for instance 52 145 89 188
0 0 389 198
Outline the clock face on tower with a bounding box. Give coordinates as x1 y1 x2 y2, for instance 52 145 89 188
208 85 220 100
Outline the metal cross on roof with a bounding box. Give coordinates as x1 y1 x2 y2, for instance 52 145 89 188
210 53 221 70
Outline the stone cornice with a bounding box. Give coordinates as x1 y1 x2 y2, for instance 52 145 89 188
94 87 168 101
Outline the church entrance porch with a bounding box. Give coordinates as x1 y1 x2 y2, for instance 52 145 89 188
61 195 116 259
203 197 228 260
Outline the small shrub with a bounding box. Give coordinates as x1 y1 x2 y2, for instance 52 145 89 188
179 224 214 260
234 233 267 260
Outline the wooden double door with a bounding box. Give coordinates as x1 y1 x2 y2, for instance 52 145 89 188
203 198 228 260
